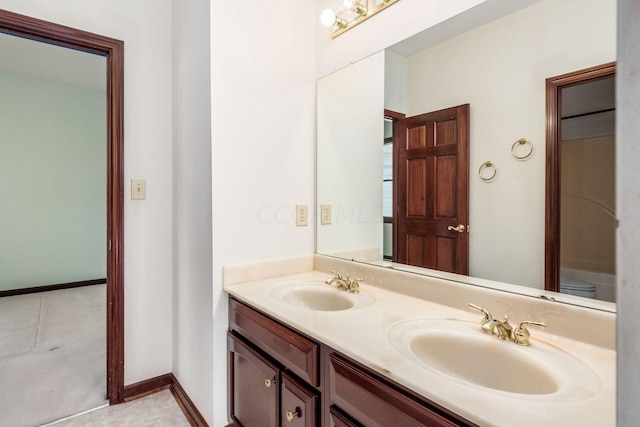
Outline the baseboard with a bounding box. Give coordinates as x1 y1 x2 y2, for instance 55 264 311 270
169 374 209 427
123 373 209 427
123 373 173 401
0 278 106 298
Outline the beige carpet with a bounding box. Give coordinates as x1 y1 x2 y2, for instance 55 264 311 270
0 285 107 427
45 390 190 427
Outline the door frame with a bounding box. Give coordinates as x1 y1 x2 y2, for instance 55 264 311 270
545 61 616 293
384 109 405 262
0 9 125 403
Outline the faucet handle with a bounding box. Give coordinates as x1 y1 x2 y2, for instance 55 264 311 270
467 303 492 323
348 277 363 293
514 321 548 346
329 270 343 279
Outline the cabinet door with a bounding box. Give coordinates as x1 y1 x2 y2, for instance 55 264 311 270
228 332 279 427
281 372 318 427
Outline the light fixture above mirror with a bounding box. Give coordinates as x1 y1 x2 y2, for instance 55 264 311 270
321 0 401 39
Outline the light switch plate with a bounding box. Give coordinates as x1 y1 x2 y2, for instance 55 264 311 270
321 204 332 225
296 204 308 226
131 179 146 200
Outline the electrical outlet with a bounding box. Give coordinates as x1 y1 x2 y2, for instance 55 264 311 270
296 204 308 226
321 204 332 225
131 179 146 200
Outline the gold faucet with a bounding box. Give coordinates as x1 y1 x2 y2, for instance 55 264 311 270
468 303 548 345
325 270 362 293
484 315 514 340
468 303 514 340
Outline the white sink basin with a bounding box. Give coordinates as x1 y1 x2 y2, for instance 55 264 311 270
269 281 375 312
387 318 601 401
409 331 557 394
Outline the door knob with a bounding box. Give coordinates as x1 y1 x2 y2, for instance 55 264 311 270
447 224 465 233
264 377 277 388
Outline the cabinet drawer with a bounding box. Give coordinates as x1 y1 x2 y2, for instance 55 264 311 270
328 352 474 427
282 372 318 427
229 298 319 386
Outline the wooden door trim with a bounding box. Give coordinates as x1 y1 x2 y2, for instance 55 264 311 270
385 109 405 262
384 109 406 120
0 9 125 404
545 61 615 292
456 104 470 274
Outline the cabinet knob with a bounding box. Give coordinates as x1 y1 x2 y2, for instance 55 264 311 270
264 377 277 388
286 407 302 422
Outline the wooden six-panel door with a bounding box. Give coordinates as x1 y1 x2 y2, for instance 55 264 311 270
395 104 469 274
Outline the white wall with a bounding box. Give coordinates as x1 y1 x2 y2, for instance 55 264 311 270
0 0 174 385
210 1 317 425
617 0 640 424
171 0 212 424
403 0 616 287
384 50 407 113
317 51 385 257
0 71 106 291
316 0 488 77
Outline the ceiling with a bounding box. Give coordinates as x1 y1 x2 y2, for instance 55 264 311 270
388 0 544 57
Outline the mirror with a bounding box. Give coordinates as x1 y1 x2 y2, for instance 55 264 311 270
316 0 616 310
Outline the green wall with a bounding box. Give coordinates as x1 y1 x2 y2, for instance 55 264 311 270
0 71 106 291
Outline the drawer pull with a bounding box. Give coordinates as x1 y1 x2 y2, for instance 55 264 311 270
264 377 277 388
286 407 302 422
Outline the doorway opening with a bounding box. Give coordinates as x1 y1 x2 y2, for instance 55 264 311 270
545 62 616 302
0 9 125 404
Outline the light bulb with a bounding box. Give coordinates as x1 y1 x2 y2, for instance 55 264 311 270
344 0 366 16
320 9 337 27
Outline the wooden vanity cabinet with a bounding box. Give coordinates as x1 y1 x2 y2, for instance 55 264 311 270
228 298 476 427
228 298 320 427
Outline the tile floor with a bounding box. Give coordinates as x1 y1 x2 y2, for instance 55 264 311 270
45 390 190 427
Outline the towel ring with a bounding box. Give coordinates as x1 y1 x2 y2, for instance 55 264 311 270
511 138 533 160
479 161 497 182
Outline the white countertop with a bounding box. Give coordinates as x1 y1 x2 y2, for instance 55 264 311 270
224 270 615 427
